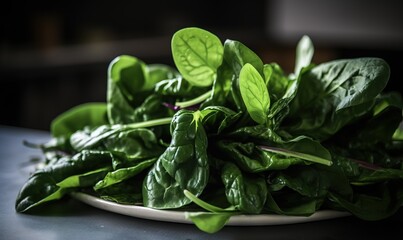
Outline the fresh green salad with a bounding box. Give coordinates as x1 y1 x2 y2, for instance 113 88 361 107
15 27 403 233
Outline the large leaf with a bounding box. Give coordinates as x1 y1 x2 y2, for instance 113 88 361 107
15 150 112 212
285 58 390 140
143 110 209 209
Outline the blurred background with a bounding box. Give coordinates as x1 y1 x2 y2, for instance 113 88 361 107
1 0 403 130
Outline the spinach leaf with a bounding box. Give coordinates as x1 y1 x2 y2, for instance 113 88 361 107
51 103 108 138
263 63 297 129
223 39 264 112
353 168 403 184
223 40 264 75
329 181 403 220
143 110 209 209
15 150 112 212
265 63 290 101
132 94 172 122
341 102 402 149
265 191 318 216
96 179 143 205
146 64 179 90
221 162 267 214
285 58 390 140
70 125 121 151
294 35 314 76
94 157 157 190
239 63 270 125
217 131 332 173
200 106 241 134
267 164 352 215
185 212 233 234
183 190 237 233
103 128 165 166
393 124 403 140
201 61 233 109
107 56 172 124
226 124 283 143
107 55 148 124
171 27 223 87
154 76 209 98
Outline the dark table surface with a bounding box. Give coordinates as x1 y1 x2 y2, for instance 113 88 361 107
1 125 402 240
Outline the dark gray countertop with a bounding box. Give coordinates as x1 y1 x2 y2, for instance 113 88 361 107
1 125 402 240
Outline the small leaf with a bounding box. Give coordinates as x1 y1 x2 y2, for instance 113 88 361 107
185 212 232 234
107 55 148 124
239 63 270 125
172 27 223 87
51 103 107 138
294 35 314 76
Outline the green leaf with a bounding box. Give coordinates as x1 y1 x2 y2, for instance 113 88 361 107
221 162 267 214
154 76 209 98
51 103 107 138
172 27 223 87
200 106 241 134
146 64 179 90
107 55 148 124
70 125 120 151
97 179 143 205
223 40 264 76
106 57 173 125
131 94 172 123
267 164 352 216
200 61 233 109
329 182 403 220
393 123 403 140
94 158 156 190
223 40 264 112
143 110 209 209
15 150 112 212
239 63 270 125
286 58 390 140
265 63 290 101
265 192 318 216
103 128 165 166
344 103 402 148
294 35 314 76
185 212 233 234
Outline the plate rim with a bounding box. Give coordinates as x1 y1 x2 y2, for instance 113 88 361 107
70 192 350 226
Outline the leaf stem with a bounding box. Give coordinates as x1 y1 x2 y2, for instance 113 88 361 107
258 145 333 166
121 117 173 129
176 90 212 108
184 190 236 213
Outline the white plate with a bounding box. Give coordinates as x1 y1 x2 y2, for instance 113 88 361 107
71 192 350 226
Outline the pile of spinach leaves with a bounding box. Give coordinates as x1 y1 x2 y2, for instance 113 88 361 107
16 27 403 233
